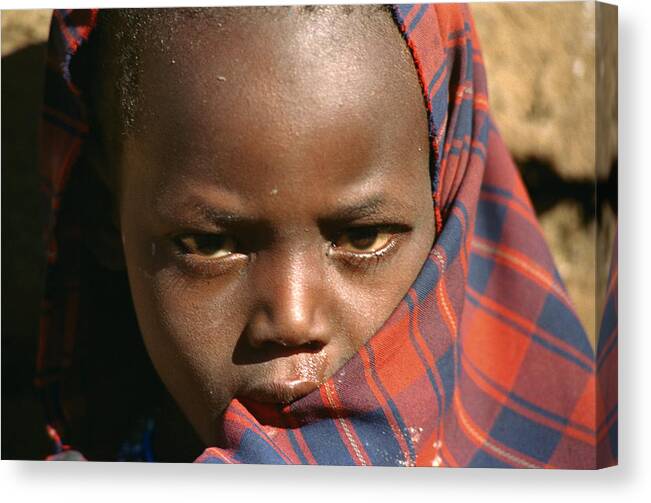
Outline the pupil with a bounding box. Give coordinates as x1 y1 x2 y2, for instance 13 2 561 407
349 228 377 249
196 235 224 253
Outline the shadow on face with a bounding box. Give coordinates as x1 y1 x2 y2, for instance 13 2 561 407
116 5 435 444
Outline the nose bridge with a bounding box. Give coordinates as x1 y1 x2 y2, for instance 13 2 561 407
285 253 313 324
249 243 328 347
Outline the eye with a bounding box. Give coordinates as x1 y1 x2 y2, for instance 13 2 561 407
176 233 237 258
333 227 393 253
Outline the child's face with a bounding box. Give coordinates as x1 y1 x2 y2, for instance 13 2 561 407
118 8 435 444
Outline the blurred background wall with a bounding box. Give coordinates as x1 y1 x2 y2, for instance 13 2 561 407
1 3 617 460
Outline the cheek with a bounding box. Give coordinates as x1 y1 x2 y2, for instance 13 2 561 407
130 265 244 381
122 227 249 441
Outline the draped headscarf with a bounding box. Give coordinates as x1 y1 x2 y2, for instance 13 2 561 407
36 4 617 468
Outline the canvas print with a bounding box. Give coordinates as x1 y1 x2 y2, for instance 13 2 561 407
1 2 618 468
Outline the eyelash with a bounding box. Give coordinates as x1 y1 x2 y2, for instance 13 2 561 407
170 233 249 276
327 227 403 270
170 226 405 274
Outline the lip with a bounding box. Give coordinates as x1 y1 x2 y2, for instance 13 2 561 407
239 350 329 404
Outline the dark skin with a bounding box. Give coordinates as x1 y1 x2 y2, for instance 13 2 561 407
117 7 435 446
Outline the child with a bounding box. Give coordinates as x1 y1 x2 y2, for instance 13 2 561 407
37 4 616 467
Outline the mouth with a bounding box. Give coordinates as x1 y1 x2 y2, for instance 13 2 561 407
238 349 329 405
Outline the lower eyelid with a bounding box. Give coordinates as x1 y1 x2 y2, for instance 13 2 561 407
179 254 249 276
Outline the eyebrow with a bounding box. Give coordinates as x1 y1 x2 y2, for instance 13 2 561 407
158 192 404 229
194 205 266 228
155 196 262 229
192 198 390 226
321 195 389 223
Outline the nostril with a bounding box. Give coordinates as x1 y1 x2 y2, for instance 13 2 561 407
244 305 330 352
304 340 324 352
254 339 325 357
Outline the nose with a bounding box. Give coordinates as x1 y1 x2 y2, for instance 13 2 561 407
246 249 330 351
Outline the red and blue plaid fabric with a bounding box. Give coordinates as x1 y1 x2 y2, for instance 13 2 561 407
37 4 617 468
36 8 99 430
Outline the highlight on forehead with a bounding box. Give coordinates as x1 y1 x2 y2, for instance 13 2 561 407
93 4 395 136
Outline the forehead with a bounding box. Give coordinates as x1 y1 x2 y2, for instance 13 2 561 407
133 7 418 127
122 6 429 211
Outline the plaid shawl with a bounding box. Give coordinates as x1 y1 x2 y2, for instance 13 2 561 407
37 4 617 468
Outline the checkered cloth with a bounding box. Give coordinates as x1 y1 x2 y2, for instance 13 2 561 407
37 4 617 467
